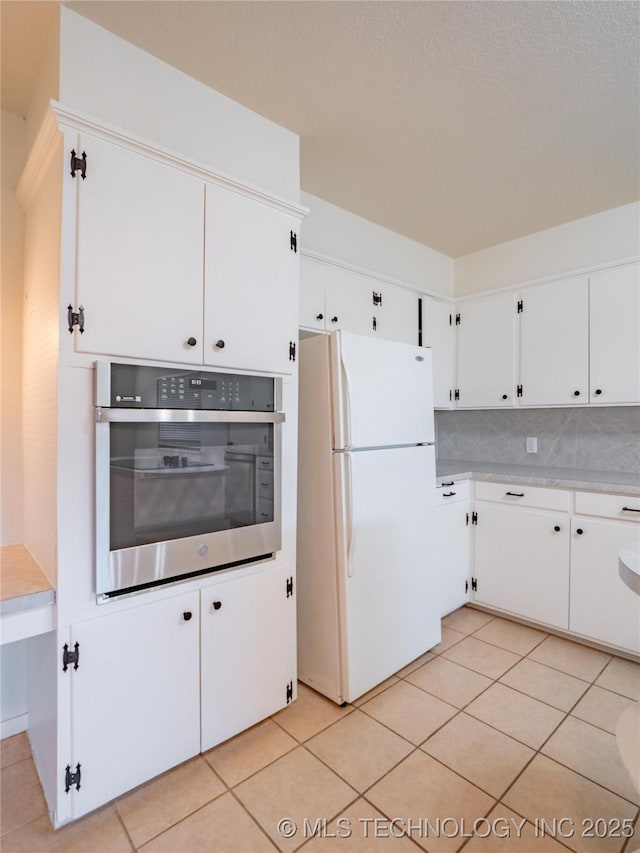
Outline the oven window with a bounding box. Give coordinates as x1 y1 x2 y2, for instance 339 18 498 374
109 421 274 551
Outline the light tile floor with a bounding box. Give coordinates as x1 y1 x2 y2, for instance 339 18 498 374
2 607 639 852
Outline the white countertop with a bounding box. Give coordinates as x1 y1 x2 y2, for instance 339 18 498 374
436 459 640 495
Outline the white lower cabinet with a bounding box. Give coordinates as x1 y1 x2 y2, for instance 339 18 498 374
472 501 570 629
570 517 640 653
70 592 201 819
435 483 471 615
68 563 295 818
201 563 296 751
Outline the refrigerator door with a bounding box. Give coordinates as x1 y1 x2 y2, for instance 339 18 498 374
331 331 434 450
334 444 440 702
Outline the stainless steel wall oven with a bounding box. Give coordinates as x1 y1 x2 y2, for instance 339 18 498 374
95 362 283 598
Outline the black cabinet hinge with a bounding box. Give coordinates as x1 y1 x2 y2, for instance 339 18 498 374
372 316 377 332
517 384 523 398
286 680 294 704
466 512 469 526
471 578 478 592
290 231 297 252
289 341 296 362
472 511 478 525
62 642 80 672
70 149 87 180
455 313 461 325
65 763 81 793
67 305 85 335
517 299 524 313
372 291 383 306
286 576 294 598
465 579 469 593
454 389 460 401
417 298 423 347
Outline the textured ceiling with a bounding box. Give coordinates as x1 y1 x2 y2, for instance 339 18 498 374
3 1 639 256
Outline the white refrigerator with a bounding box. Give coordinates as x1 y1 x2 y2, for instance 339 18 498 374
297 330 441 704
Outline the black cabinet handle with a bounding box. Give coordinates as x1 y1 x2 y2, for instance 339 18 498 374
502 394 508 400
506 491 525 497
576 528 584 535
441 481 455 487
316 313 324 321
622 506 640 513
182 611 193 621
443 491 456 498
331 316 338 323
554 525 561 532
215 340 225 349
212 601 222 611
186 337 197 347
573 390 581 397
594 389 602 396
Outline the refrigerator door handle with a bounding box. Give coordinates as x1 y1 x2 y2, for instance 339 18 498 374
341 357 353 449
345 452 354 576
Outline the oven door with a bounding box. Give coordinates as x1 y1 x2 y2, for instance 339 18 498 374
95 409 284 597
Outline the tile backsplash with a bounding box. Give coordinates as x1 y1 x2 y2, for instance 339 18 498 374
435 407 640 473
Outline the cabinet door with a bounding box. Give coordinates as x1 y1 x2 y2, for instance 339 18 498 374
590 264 640 404
74 135 205 364
456 292 517 408
378 285 419 345
70 592 200 818
423 297 455 409
519 277 589 405
474 503 570 628
300 256 327 331
570 518 640 653
325 267 379 338
436 501 471 616
201 563 295 751
204 184 300 374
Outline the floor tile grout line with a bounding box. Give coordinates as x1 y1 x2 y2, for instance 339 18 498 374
226 784 290 853
202 729 299 789
112 803 137 852
619 807 639 853
535 750 640 810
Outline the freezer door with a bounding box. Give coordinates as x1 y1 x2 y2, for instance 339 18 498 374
331 331 434 449
334 445 441 702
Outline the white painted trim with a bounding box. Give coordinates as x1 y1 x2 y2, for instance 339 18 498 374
454 256 640 303
49 101 309 220
0 608 56 645
301 248 454 303
16 110 60 210
1 713 28 739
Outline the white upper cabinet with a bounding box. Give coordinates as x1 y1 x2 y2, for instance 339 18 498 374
519 276 589 406
204 183 299 374
456 292 517 408
74 135 205 364
376 285 419 346
299 256 327 331
422 296 455 409
589 263 640 404
322 264 379 338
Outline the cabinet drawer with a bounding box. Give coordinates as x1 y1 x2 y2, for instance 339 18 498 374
256 498 274 523
574 491 640 522
257 456 274 473
256 469 274 498
474 481 570 512
436 480 470 505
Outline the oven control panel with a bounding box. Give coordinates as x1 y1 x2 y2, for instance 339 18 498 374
101 363 275 411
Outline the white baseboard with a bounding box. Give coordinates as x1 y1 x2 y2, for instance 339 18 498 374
1 713 28 739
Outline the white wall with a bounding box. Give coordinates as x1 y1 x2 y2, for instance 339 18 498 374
301 192 454 297
455 202 640 296
1 111 26 546
58 8 299 201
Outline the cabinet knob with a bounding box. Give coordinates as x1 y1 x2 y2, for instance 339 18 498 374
331 316 338 323
215 340 225 349
182 611 193 621
573 390 581 397
186 337 197 347
316 313 324 321
553 525 561 532
212 601 222 611
594 389 602 396
502 394 508 400
576 528 584 535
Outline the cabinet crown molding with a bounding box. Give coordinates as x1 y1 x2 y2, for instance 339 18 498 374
22 100 309 220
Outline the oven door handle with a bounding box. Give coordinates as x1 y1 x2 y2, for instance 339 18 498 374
96 409 285 424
